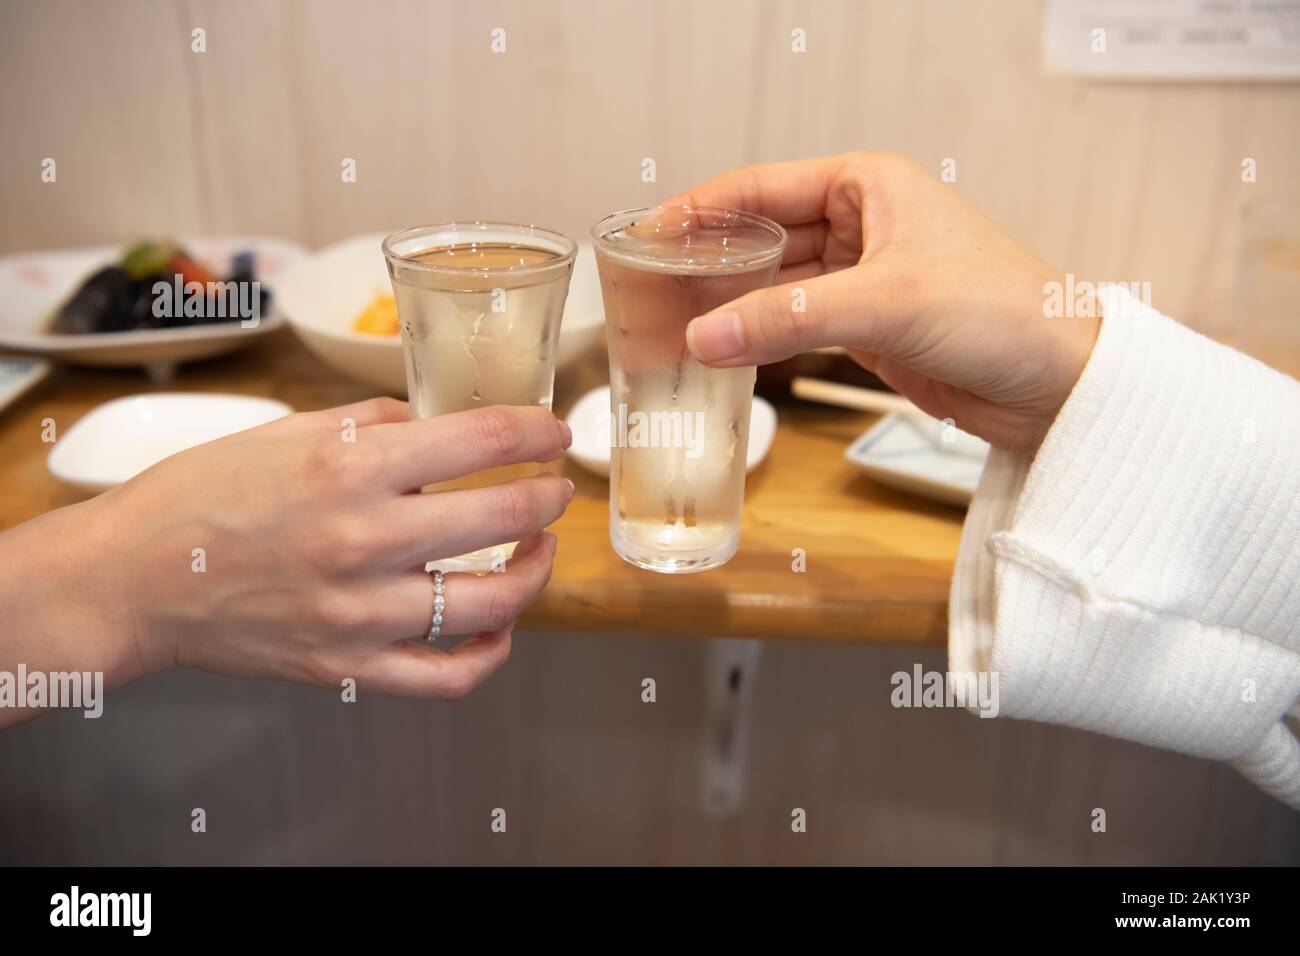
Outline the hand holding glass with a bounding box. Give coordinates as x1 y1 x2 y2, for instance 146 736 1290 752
591 205 786 573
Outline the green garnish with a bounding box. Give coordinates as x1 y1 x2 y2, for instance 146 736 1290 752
120 240 179 280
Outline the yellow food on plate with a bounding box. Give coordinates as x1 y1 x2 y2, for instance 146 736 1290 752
353 294 399 335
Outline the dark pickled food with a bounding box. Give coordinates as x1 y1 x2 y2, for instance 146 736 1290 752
49 240 270 335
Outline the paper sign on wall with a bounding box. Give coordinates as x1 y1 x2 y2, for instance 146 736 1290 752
1042 0 1300 80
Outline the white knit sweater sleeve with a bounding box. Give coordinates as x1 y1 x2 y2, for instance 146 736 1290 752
949 283 1300 809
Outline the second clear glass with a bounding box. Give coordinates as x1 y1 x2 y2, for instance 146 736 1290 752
591 205 787 573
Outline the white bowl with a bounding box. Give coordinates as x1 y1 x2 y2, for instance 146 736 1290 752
563 385 777 478
0 237 306 378
275 233 607 396
47 393 293 493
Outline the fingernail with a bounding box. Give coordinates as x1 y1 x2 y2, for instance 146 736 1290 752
686 310 745 362
563 477 575 498
559 420 573 448
546 532 558 554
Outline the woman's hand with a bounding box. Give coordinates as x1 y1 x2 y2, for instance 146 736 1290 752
0 398 574 714
671 151 1101 451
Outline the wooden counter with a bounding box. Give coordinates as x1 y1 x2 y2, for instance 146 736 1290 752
0 331 962 645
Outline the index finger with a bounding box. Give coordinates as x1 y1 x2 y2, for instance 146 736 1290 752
367 405 571 492
663 155 843 227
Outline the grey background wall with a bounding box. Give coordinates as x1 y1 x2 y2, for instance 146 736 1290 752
2 0 1298 862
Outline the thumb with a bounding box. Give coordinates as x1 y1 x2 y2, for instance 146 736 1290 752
684 267 894 367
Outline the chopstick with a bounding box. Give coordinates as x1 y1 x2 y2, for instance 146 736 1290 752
791 376 920 416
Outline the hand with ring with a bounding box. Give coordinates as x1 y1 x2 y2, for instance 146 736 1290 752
0 398 575 721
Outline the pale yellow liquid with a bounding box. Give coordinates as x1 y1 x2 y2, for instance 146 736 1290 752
596 231 780 572
388 241 572 571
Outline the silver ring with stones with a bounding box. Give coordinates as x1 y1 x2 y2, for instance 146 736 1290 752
425 570 446 644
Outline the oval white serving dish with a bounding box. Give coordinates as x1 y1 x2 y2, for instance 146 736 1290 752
0 237 305 373
47 392 293 493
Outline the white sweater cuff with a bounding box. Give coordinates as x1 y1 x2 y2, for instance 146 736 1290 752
950 284 1300 809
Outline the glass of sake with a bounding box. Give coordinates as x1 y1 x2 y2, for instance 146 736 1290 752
590 205 786 573
383 222 577 573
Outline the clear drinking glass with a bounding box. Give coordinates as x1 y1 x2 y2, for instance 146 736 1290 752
383 222 577 573
591 205 787 573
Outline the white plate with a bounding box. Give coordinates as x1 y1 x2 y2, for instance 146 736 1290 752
844 412 990 506
47 392 293 493
274 233 607 395
0 356 51 415
0 237 306 374
563 385 777 478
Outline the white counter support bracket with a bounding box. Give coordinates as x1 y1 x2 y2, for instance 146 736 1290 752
700 638 763 817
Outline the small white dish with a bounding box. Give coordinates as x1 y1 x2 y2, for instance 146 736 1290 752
47 393 293 493
564 385 777 478
0 237 306 376
0 356 51 415
844 412 989 506
275 234 607 395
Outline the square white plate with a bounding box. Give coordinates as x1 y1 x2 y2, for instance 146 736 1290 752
845 412 990 507
0 356 52 415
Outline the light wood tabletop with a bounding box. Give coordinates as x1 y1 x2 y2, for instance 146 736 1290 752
0 332 963 646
